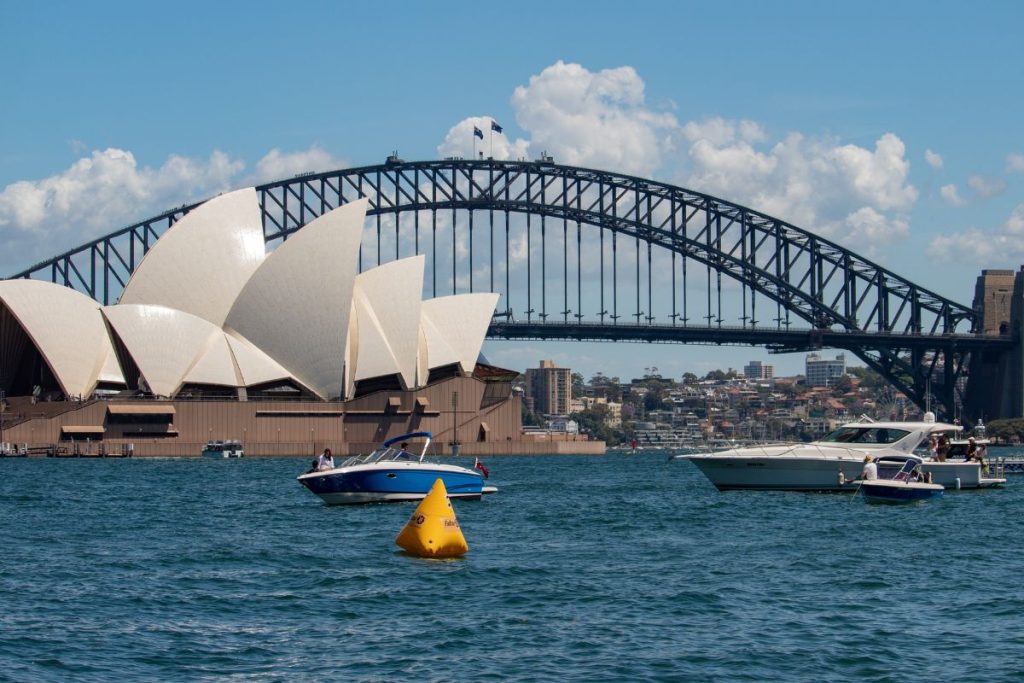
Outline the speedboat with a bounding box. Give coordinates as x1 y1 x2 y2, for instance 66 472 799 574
858 455 943 503
677 414 1005 491
297 431 497 505
202 440 244 458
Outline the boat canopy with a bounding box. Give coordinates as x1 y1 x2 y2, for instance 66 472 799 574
384 431 432 448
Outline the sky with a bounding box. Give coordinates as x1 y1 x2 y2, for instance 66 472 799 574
2 0 1022 381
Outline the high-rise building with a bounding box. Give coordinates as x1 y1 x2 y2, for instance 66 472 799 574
524 359 572 416
744 360 774 379
806 353 846 387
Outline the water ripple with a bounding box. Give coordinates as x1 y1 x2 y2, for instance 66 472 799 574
2 453 1023 681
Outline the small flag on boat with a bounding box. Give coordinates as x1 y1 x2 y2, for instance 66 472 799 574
474 458 490 478
491 120 503 133
473 126 484 140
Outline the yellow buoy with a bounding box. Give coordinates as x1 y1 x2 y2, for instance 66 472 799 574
395 478 469 558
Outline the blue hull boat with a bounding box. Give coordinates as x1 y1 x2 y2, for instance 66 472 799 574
297 431 496 505
859 454 943 504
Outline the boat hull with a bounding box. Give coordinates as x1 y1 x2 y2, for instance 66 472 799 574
298 463 487 505
685 456 866 491
860 480 943 503
685 455 1004 491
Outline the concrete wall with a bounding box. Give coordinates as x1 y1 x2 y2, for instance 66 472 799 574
2 375 605 456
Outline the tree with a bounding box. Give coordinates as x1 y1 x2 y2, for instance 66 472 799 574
571 372 585 396
681 372 699 385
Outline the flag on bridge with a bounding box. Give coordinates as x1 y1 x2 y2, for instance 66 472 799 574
491 120 503 133
473 126 484 139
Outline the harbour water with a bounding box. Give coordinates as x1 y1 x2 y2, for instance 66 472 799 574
2 453 1023 681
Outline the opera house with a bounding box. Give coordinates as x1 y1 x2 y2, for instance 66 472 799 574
0 189 599 456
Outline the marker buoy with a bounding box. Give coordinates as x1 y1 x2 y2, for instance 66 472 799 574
395 478 468 558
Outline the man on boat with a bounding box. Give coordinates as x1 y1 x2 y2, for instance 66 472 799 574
861 455 878 481
316 448 335 471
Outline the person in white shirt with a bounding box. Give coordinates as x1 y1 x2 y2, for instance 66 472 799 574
861 455 878 481
316 448 335 471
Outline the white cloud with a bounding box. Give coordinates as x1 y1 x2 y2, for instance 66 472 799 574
247 145 346 185
441 61 919 254
967 174 1007 198
437 116 529 161
1006 153 1024 173
924 149 944 169
681 127 917 250
0 148 242 238
927 203 1024 264
0 144 347 273
940 183 966 207
508 61 678 177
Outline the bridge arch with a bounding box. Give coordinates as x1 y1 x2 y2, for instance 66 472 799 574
9 158 995 418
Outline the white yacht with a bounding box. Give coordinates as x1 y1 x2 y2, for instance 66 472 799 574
678 415 1004 491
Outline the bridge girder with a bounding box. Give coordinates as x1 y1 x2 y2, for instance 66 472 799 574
7 158 994 419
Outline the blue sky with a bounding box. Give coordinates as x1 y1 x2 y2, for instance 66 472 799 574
2 0 1022 380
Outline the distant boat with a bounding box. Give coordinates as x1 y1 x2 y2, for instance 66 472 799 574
859 455 943 503
676 417 1005 491
296 431 497 505
202 440 244 458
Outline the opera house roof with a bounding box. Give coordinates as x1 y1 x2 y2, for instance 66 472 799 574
0 189 499 401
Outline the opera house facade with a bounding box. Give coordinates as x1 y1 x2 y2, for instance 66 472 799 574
0 189 596 456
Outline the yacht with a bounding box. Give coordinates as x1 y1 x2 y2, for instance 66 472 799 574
677 415 1004 491
202 440 244 458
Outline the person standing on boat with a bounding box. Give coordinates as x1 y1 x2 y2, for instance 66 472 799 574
861 455 878 481
936 434 950 462
966 437 978 461
316 448 335 471
927 436 939 461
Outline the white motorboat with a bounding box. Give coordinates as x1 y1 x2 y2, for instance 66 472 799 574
202 440 244 458
677 415 1005 491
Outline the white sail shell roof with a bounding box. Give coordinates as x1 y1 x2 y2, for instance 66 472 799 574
351 256 424 389
421 293 499 373
183 333 241 388
118 187 266 326
0 279 123 398
102 304 225 397
225 199 369 400
223 329 296 388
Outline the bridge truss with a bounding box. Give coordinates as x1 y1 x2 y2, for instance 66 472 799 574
9 158 1011 419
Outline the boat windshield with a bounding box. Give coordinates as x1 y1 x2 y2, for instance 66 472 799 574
819 427 911 445
340 446 421 467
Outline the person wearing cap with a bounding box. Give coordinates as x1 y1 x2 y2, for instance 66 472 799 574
861 455 878 481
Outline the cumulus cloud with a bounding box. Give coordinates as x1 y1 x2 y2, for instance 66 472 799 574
0 148 242 238
440 61 919 254
940 184 966 207
927 203 1024 264
681 127 917 250
924 149 944 169
437 117 529 161
247 145 346 185
1006 152 1024 173
510 61 678 177
967 174 1007 198
0 144 346 273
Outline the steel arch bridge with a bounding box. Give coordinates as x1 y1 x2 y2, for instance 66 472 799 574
8 157 1013 419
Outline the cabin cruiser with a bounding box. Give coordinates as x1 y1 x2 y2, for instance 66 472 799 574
202 440 244 458
858 454 944 503
297 431 497 505
678 415 1005 491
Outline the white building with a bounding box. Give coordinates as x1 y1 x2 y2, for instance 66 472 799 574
743 360 774 379
805 353 847 388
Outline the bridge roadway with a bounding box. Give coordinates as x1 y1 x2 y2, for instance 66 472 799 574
488 320 1016 354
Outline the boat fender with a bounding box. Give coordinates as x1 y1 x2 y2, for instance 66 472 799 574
955 477 961 490
838 471 846 486
395 478 468 558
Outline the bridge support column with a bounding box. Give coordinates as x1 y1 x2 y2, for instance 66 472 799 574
965 266 1024 420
